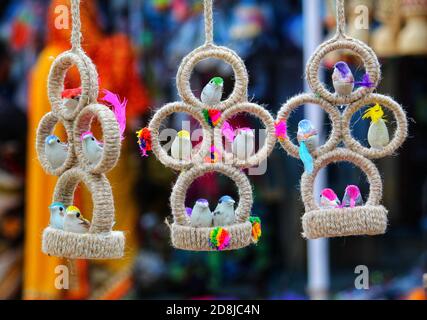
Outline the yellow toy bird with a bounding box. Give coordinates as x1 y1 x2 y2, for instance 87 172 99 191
362 103 390 149
64 206 91 234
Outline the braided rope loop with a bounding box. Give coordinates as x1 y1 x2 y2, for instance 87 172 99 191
71 0 82 51
204 0 214 45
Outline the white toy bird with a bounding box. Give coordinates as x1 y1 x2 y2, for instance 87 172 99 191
190 199 213 228
319 189 341 209
232 128 255 161
45 135 68 169
81 131 103 165
64 206 91 234
332 61 355 96
213 195 236 226
201 77 224 106
362 103 390 149
171 130 192 161
49 202 66 230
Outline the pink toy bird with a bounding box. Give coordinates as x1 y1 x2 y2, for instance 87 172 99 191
319 188 341 209
102 89 127 141
341 185 364 208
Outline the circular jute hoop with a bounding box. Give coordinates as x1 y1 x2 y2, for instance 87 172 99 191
276 93 342 159
73 104 121 174
305 37 381 105
42 168 124 259
300 148 388 239
36 112 76 176
48 49 99 121
148 102 212 171
176 44 249 111
169 163 254 251
342 94 408 159
213 102 277 168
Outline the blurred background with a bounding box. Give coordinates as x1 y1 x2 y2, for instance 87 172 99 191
0 0 426 300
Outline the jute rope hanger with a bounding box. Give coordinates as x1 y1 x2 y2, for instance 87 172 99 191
147 0 273 251
37 0 125 259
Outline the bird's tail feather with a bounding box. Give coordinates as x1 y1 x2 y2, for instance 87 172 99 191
299 141 314 174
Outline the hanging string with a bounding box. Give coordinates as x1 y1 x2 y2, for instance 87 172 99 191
335 0 346 37
204 0 214 45
71 0 82 50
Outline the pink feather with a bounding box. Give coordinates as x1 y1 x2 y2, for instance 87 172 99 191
275 120 287 141
222 121 235 143
102 89 127 141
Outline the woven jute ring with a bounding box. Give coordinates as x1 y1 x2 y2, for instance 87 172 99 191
342 93 408 159
73 104 121 174
42 168 125 259
300 148 387 239
148 102 212 171
36 112 76 176
169 163 254 251
276 93 342 159
306 37 381 105
48 49 99 121
176 44 248 111
213 102 277 168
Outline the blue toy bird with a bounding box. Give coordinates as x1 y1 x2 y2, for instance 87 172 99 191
297 120 318 174
49 202 66 230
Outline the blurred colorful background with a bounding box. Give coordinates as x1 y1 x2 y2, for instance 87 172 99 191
0 0 426 300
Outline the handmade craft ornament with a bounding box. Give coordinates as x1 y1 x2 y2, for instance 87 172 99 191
232 128 255 161
45 135 68 169
190 199 213 227
332 61 355 96
171 130 192 161
136 127 152 157
62 87 82 110
64 205 90 234
319 188 341 209
341 185 363 208
101 89 127 141
81 131 103 165
201 77 224 106
208 227 231 251
249 217 262 243
362 103 390 149
202 109 222 128
49 202 66 230
213 195 236 226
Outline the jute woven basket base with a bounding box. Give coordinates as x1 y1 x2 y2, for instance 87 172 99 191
302 205 388 239
42 227 125 259
170 221 253 251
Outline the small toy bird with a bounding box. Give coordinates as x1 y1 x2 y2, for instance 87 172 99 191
213 195 236 226
342 185 364 208
190 199 213 228
362 103 390 149
319 188 341 209
101 89 127 141
45 135 68 169
201 77 224 106
232 128 255 161
297 120 318 174
332 61 355 96
49 202 66 230
64 206 91 234
171 130 192 161
81 131 103 165
62 87 82 110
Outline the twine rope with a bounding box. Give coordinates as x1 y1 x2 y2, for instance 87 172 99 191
71 0 82 50
335 0 347 38
204 0 214 45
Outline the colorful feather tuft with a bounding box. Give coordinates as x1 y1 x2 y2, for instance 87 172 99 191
102 89 127 141
355 73 375 88
275 120 287 142
62 87 82 99
209 227 231 251
202 109 222 128
249 217 262 243
136 127 152 157
222 121 235 143
205 145 222 164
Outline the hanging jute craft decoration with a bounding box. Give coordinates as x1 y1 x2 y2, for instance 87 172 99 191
276 0 408 239
147 0 276 251
36 0 125 259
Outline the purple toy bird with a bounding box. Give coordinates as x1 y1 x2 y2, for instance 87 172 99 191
332 61 355 96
